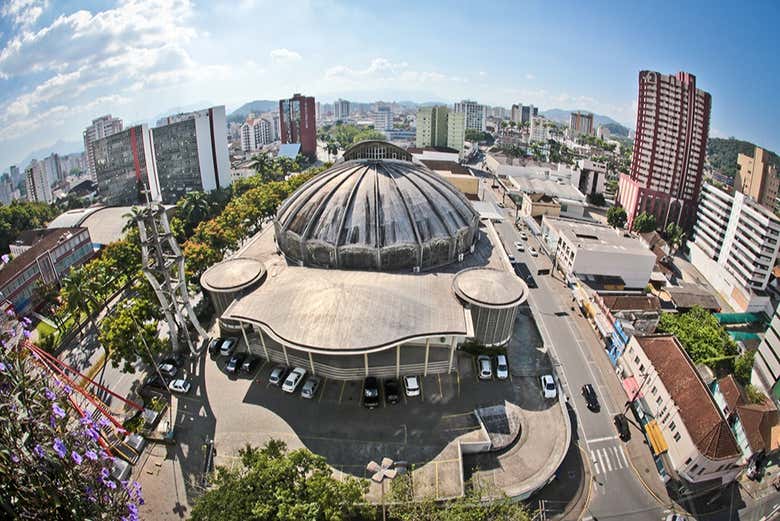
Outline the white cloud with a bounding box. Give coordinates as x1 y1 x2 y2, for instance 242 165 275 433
1 0 47 28
478 71 487 77
325 58 409 79
524 73 536 80
269 48 302 64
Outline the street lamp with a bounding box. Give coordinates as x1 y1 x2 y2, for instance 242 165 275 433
367 457 397 521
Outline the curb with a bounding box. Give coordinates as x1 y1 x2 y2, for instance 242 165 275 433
79 351 107 388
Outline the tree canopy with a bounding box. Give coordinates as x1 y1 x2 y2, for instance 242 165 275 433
318 123 385 149
707 137 779 179
190 440 368 521
465 130 494 145
632 212 656 233
0 201 60 253
606 206 627 228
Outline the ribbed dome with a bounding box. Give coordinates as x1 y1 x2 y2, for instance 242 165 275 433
274 155 479 271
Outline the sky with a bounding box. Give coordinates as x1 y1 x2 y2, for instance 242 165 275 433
1 0 779 171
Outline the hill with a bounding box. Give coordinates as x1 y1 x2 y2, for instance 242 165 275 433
540 109 630 136
707 137 780 178
228 100 279 123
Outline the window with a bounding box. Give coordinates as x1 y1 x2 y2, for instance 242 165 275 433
663 412 670 424
690 463 699 472
684 457 692 465
673 432 681 442
656 396 663 406
650 386 657 395
634 356 640 364
669 421 676 431
697 467 705 476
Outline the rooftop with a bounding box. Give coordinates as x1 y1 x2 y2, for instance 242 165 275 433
201 258 266 292
601 294 661 312
453 268 527 309
637 335 740 460
666 283 721 311
544 217 658 257
47 205 174 246
508 177 585 202
0 228 89 288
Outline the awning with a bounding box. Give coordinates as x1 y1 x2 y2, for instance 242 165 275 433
645 420 668 455
622 376 643 399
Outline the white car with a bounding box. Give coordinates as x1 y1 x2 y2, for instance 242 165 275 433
301 376 321 399
158 363 177 378
403 375 421 397
517 243 525 252
219 337 237 357
477 355 492 380
495 355 509 380
528 247 538 257
168 378 191 394
282 367 307 393
540 374 557 399
520 232 528 241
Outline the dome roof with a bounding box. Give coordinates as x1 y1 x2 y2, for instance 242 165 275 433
274 149 479 271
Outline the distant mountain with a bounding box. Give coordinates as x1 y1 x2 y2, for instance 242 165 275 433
228 100 279 123
707 137 779 178
540 109 630 136
12 139 83 172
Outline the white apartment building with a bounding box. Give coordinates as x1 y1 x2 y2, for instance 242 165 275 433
371 107 392 131
25 160 53 204
573 159 606 197
753 301 780 400
691 182 780 312
541 216 656 289
529 116 549 143
619 335 742 486
334 99 350 121
240 117 275 152
83 115 123 179
453 100 486 132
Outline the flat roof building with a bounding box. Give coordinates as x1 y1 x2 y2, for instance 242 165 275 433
93 124 158 206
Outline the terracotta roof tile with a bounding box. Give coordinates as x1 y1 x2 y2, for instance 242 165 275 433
602 294 661 312
637 335 740 460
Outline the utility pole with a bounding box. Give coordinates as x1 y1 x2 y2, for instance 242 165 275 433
135 186 206 356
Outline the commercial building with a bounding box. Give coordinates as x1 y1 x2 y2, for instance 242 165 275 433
618 335 742 487
416 106 465 157
520 193 560 220
370 106 392 131
618 71 711 232
453 100 486 131
202 141 528 380
510 104 537 125
25 160 53 203
93 124 158 206
541 216 657 289
280 93 317 158
568 111 594 136
83 114 124 179
736 147 778 211
0 227 93 313
690 182 779 312
529 116 550 143
334 99 350 122
574 159 606 197
151 106 230 203
42 153 63 187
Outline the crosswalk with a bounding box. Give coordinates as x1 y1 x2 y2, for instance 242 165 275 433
590 444 629 476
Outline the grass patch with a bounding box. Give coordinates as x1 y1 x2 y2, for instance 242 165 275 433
34 320 56 338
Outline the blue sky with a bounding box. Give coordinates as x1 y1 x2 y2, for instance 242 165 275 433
1 0 779 171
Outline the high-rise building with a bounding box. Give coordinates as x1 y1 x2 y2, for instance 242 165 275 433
370 106 393 131
0 175 13 205
25 160 53 204
416 106 465 155
334 99 350 122
279 94 317 158
510 103 537 125
690 183 779 311
9 165 20 185
315 101 321 123
41 153 63 187
93 124 158 206
529 116 549 143
453 100 486 131
240 116 275 152
618 71 711 232
736 147 778 210
151 106 231 204
83 115 123 179
569 111 594 136
753 302 780 400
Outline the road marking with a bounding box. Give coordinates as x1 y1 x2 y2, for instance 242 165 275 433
441 411 475 419
338 380 346 403
437 374 443 397
587 435 618 444
456 370 460 397
318 377 327 403
617 445 629 467
601 448 613 472
590 450 600 474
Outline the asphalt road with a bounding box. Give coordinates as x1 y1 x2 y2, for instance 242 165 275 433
481 179 664 520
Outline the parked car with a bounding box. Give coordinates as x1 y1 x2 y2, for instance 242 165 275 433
157 363 177 378
614 413 630 441
363 377 380 408
528 247 538 257
581 384 600 412
495 354 509 380
241 356 259 373
219 337 238 357
477 355 493 380
142 374 169 392
507 254 516 263
540 374 557 399
517 243 525 252
664 515 693 521
269 366 288 386
159 353 185 367
225 353 245 374
520 232 528 241
168 378 191 394
403 375 421 397
301 376 321 399
384 379 400 404
282 367 307 393
207 337 223 356
497 202 505 208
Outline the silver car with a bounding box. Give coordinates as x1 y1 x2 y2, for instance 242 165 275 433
477 355 492 380
301 376 321 399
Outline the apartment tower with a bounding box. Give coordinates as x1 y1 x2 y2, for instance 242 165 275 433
279 94 317 158
83 115 123 179
736 146 778 211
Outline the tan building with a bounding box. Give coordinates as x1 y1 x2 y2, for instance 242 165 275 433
736 147 778 210
619 335 742 487
520 192 560 219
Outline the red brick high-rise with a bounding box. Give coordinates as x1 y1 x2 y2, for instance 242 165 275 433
279 93 317 158
618 71 711 232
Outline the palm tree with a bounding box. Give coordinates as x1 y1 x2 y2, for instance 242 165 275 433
122 206 148 234
179 191 210 231
665 223 687 255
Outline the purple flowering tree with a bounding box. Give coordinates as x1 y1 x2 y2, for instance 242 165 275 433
0 310 143 520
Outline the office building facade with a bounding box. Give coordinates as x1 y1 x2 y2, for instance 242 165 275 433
151 106 231 204
618 71 711 232
334 99 350 122
453 100 486 131
569 111 594 136
279 94 317 158
83 115 123 179
510 103 537 125
25 160 53 204
371 106 393 131
736 147 778 211
93 125 158 206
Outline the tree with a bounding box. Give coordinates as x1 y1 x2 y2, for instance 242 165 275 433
0 311 143 519
98 292 165 373
190 440 368 521
178 191 211 236
657 306 739 374
632 212 657 233
587 192 606 207
664 223 687 255
606 206 627 228
388 473 531 521
0 201 60 253
734 350 756 385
